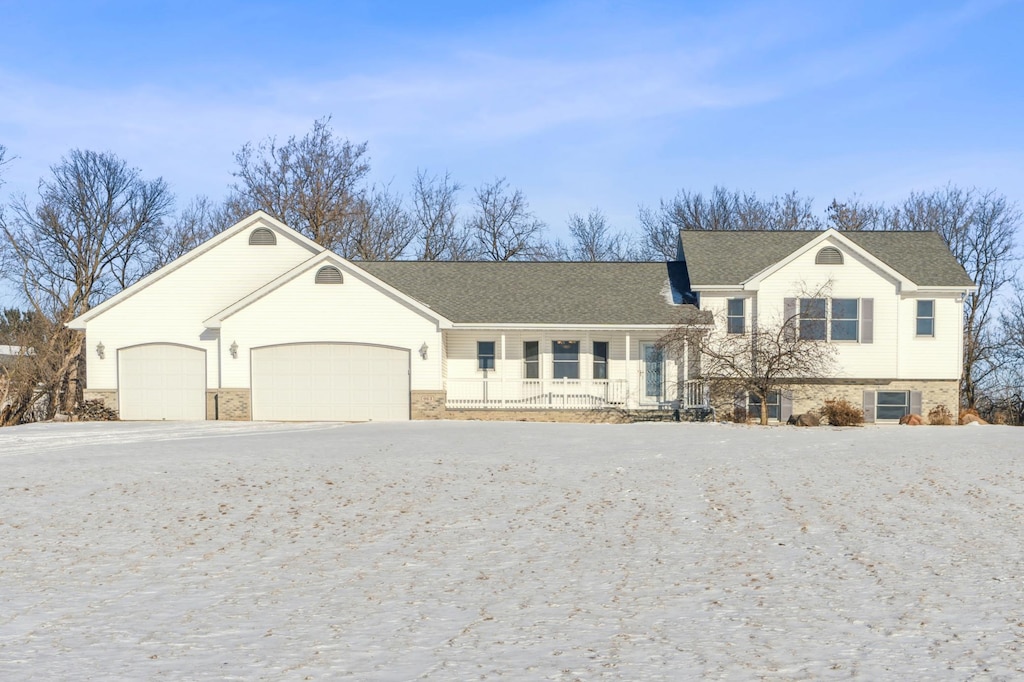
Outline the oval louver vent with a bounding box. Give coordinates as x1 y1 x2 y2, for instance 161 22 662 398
315 266 344 284
249 227 277 245
815 246 843 265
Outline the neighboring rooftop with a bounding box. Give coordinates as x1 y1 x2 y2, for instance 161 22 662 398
678 230 975 287
359 261 711 326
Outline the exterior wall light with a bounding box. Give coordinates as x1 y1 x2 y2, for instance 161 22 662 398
419 342 429 360
230 341 238 359
96 342 105 359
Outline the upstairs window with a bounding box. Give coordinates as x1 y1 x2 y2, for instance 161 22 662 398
477 341 495 371
916 300 935 337
799 299 827 340
831 299 859 341
249 227 276 245
593 341 609 380
552 340 580 379
523 341 539 379
727 299 745 334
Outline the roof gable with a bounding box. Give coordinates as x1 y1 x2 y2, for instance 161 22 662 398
203 253 454 328
678 229 974 289
67 211 324 329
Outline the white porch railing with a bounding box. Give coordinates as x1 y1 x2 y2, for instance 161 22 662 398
445 378 629 409
444 378 709 410
681 379 709 410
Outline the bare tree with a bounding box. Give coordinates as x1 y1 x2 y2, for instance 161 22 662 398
826 197 884 231
229 117 371 254
150 195 232 269
660 282 837 425
0 149 172 420
565 208 637 261
347 184 417 260
467 177 547 261
411 170 473 260
885 185 1020 408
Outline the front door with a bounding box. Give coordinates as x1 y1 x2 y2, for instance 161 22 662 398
641 342 664 404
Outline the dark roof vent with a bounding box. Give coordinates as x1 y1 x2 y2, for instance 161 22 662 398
315 266 344 284
815 246 843 265
249 227 277 245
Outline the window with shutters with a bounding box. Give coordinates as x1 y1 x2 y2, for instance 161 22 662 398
791 297 870 342
748 391 781 421
315 266 344 284
876 391 909 420
249 227 277 245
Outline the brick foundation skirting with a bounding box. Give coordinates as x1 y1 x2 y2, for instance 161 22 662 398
208 389 251 421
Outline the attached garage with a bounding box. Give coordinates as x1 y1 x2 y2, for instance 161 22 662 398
118 344 207 420
251 343 410 421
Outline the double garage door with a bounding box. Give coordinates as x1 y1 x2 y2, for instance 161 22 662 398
252 343 410 422
117 342 409 422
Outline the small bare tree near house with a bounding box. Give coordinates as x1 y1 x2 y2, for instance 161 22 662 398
661 282 838 425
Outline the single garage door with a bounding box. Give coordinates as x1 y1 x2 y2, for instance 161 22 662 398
118 344 206 420
251 343 410 421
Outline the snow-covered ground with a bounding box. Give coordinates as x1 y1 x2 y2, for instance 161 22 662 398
1 420 1022 680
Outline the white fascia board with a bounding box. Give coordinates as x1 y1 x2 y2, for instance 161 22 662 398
742 229 917 292
906 285 978 296
204 253 453 329
66 211 324 329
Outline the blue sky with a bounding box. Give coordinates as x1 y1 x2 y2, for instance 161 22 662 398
1 0 1022 240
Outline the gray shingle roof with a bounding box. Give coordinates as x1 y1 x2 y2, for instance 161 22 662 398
678 230 975 287
358 261 710 326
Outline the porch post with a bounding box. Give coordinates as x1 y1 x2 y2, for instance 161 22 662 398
500 334 506 407
625 334 632 409
682 338 689 407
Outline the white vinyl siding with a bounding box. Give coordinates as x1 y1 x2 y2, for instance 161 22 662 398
218 264 442 392
83 219 318 393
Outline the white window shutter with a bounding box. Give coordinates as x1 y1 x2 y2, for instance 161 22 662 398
781 390 794 422
861 298 874 344
863 390 875 423
784 298 797 341
910 391 922 416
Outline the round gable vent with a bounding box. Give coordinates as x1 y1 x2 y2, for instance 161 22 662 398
815 246 843 265
249 227 277 245
315 266 344 284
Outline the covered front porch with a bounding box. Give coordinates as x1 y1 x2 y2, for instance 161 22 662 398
440 328 706 412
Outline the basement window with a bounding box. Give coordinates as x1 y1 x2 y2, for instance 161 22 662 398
315 266 344 284
249 227 277 245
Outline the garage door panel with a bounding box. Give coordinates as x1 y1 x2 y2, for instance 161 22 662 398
119 344 206 421
252 343 409 422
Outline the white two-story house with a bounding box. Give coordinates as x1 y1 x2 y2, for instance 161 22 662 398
676 229 976 422
67 213 973 424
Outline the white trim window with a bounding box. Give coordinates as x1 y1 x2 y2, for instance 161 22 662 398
477 341 495 371
788 297 872 343
727 298 745 334
592 341 609 380
916 300 935 337
523 341 539 379
552 341 580 379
